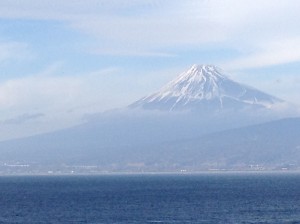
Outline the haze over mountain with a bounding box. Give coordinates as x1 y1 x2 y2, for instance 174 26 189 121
0 64 297 173
155 117 300 170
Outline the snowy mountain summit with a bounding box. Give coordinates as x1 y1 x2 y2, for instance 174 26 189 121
130 64 283 112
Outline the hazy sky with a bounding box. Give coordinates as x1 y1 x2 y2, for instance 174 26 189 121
1 0 300 140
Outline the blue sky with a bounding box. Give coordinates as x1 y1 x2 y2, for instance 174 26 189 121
1 0 300 140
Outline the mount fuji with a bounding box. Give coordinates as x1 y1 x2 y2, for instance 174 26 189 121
0 64 297 173
130 64 283 112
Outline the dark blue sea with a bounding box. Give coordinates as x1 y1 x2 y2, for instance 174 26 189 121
0 173 300 223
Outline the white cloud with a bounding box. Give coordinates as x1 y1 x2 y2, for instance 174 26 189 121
1 113 44 125
0 41 32 63
0 0 166 20
0 68 122 113
0 1 227 55
223 37 300 70
0 66 129 140
1 0 300 65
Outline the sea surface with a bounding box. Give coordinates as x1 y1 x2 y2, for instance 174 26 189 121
0 173 300 223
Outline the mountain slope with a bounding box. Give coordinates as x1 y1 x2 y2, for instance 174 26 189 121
130 64 283 112
0 117 299 171
155 117 300 170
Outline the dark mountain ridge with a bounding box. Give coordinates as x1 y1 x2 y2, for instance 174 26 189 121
0 117 299 171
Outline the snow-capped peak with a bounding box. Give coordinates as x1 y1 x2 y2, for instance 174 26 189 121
174 64 225 83
129 64 283 112
160 64 228 100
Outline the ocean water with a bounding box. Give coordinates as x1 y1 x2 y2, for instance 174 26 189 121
0 173 300 223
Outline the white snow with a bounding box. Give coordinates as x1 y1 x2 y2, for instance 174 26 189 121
130 64 283 111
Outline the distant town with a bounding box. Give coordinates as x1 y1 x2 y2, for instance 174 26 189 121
0 162 299 175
